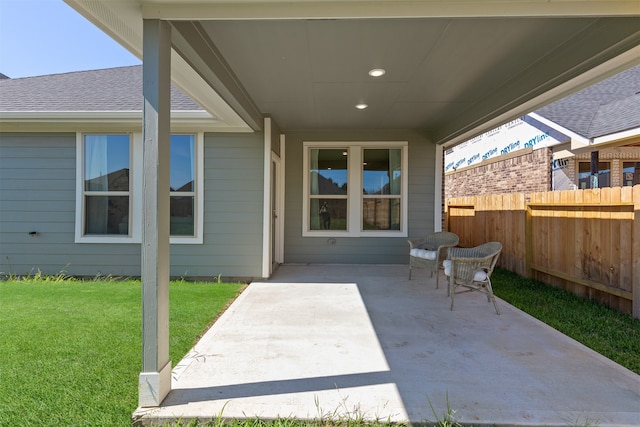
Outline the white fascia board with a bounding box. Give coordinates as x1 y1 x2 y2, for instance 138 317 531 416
528 112 591 149
141 1 640 19
592 127 640 146
0 111 251 133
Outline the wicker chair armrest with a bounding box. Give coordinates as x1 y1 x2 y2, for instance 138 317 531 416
448 242 501 282
448 254 494 283
436 245 453 261
408 238 426 250
409 232 459 251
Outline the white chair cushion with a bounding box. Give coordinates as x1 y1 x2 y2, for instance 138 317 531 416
442 260 488 281
410 248 437 260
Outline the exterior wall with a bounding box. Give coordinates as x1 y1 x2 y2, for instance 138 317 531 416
172 132 264 279
445 144 640 198
0 132 140 277
445 147 551 199
284 129 436 265
0 132 265 279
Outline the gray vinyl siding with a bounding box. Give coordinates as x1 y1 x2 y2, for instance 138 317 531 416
171 132 264 278
0 131 265 279
0 133 141 277
283 129 436 265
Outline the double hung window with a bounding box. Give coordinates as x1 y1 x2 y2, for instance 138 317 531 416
362 148 402 231
76 133 203 243
170 134 197 237
303 141 407 237
308 148 348 231
82 135 131 236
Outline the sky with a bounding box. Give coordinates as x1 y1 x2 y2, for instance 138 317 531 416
0 0 141 79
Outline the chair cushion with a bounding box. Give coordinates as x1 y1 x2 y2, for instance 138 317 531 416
442 260 488 281
410 248 437 260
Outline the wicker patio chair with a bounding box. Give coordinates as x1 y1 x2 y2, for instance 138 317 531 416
443 241 502 314
408 231 459 289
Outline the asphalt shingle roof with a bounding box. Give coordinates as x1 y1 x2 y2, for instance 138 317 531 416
535 64 640 139
0 65 202 112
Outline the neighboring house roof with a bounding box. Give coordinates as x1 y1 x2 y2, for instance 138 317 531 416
535 65 640 139
0 65 202 112
0 73 9 80
445 65 640 171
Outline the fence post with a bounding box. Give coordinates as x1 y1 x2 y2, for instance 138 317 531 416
525 201 533 278
633 185 640 319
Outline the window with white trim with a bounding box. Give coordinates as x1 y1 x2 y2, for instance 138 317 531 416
303 141 408 237
76 132 204 244
169 134 203 244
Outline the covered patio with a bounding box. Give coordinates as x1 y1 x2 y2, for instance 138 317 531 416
62 0 640 415
133 264 640 426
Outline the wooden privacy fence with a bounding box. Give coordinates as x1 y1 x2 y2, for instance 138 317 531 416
446 185 640 318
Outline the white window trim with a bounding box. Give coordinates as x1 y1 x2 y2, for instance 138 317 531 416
75 132 203 244
75 133 141 243
302 141 408 238
170 132 204 244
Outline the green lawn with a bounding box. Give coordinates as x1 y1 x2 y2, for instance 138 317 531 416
0 277 244 426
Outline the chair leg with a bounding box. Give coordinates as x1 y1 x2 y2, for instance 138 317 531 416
449 278 455 310
408 267 412 280
435 269 439 289
486 279 500 315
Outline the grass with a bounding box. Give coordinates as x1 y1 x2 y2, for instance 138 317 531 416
491 267 640 375
0 276 244 426
1 269 638 427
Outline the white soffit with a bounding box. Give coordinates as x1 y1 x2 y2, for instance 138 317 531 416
65 0 640 146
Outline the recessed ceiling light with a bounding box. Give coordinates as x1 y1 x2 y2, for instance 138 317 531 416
355 103 368 110
368 68 386 77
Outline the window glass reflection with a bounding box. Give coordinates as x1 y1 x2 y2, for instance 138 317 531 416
362 198 400 230
363 149 401 195
310 149 348 195
85 196 129 235
170 135 195 192
170 196 194 235
309 198 347 230
623 162 640 186
84 135 130 192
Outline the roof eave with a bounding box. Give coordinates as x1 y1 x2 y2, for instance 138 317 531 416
0 110 252 133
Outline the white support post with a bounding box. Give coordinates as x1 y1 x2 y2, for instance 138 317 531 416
262 117 272 278
434 144 444 232
139 18 172 408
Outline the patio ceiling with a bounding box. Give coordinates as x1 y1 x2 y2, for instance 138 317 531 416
65 0 640 147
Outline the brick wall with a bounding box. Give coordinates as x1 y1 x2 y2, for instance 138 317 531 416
445 147 551 199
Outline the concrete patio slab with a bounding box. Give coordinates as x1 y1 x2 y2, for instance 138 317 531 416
133 264 640 426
